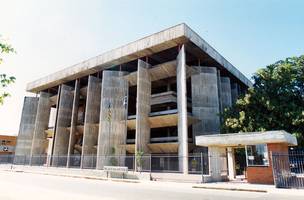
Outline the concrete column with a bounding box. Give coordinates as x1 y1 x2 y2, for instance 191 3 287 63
209 146 227 182
14 97 38 164
227 147 236 180
177 45 188 174
52 84 74 166
231 82 239 104
67 79 80 167
135 59 151 171
191 67 220 136
30 92 51 165
220 77 232 111
81 76 101 169
96 71 128 169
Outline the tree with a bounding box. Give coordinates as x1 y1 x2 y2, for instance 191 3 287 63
0 37 16 105
222 55 304 146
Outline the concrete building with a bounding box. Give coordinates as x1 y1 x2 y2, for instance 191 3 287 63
15 24 252 175
0 135 17 164
0 135 16 155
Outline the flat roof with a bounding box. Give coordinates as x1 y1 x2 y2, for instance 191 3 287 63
195 130 297 147
26 23 252 93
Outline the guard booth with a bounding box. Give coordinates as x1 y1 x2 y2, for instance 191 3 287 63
196 130 297 184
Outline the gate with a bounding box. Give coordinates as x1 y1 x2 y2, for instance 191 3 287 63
272 152 304 188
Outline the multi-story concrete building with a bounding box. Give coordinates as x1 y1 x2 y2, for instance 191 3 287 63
15 23 252 175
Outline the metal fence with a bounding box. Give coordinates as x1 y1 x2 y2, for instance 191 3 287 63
0 153 227 175
272 152 304 188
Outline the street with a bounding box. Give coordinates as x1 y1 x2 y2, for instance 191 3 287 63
0 171 302 200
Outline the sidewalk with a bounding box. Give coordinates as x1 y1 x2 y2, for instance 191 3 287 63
0 164 147 183
193 182 304 196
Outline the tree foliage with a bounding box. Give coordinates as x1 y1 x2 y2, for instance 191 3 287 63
0 37 16 105
222 55 304 146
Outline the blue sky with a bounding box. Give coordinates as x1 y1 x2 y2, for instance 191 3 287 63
0 0 303 135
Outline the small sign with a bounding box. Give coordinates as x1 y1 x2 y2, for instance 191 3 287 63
103 166 128 173
248 156 254 160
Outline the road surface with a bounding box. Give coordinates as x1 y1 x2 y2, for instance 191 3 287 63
0 171 302 200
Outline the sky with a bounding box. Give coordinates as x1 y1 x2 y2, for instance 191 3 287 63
0 0 303 136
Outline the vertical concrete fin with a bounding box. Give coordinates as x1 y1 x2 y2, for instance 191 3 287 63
14 97 39 164
30 92 51 164
231 82 239 104
52 84 74 166
217 70 222 115
177 45 188 174
191 67 224 181
220 77 232 111
191 66 220 136
135 59 151 159
67 79 80 167
81 76 101 168
96 71 128 169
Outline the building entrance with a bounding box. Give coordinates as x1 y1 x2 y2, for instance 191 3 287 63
234 147 247 181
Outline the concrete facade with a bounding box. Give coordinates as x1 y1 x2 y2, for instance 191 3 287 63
16 24 251 174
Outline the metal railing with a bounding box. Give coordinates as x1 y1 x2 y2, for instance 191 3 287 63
272 152 304 188
0 153 228 176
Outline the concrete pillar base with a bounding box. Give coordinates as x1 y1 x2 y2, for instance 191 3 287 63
227 147 236 180
208 146 227 182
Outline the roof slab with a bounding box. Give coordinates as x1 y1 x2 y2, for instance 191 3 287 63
27 23 252 93
195 130 298 147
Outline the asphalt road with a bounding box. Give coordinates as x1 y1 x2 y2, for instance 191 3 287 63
0 171 302 200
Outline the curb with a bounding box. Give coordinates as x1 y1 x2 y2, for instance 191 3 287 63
192 185 268 193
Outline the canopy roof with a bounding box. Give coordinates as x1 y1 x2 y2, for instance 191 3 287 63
195 130 297 147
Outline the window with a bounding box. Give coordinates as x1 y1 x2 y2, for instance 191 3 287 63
246 144 269 166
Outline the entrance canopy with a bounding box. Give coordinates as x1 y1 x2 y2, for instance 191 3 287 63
196 130 297 147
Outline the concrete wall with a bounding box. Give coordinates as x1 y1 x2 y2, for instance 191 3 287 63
191 67 220 136
30 92 51 165
14 97 38 164
176 45 188 174
96 71 128 169
52 84 74 166
135 59 151 157
81 76 101 169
